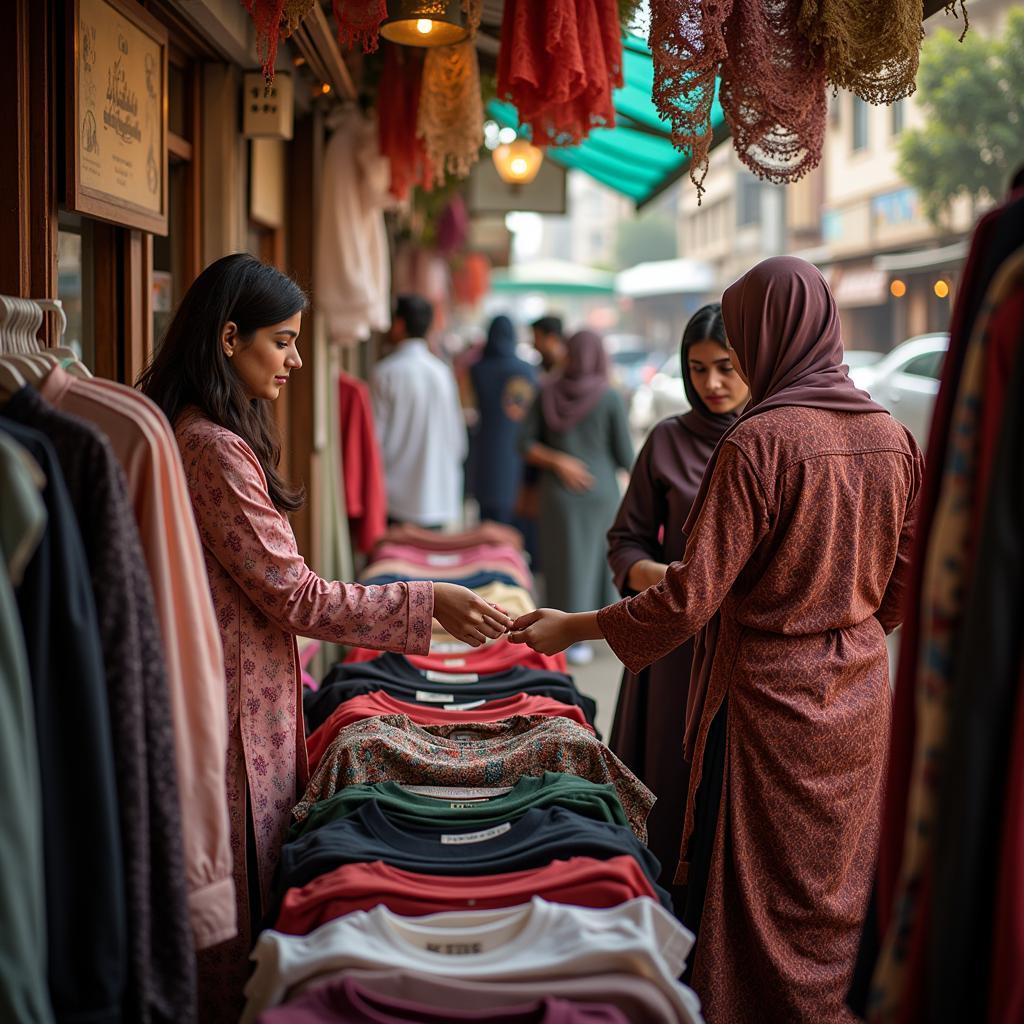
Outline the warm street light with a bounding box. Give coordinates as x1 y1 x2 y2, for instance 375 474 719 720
493 138 544 185
380 1 469 46
934 279 950 298
890 278 907 298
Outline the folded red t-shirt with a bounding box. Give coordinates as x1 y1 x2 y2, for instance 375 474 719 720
275 855 656 935
306 689 593 771
344 636 567 675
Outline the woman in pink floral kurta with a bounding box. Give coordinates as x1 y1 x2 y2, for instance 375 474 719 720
140 255 511 1021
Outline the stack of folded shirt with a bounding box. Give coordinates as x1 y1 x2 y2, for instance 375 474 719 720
265 529 704 1022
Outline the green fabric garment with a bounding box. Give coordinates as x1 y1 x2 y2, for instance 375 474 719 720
520 388 634 613
0 432 54 1024
288 771 629 841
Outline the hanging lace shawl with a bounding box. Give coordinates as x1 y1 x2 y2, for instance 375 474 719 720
378 44 434 200
462 0 482 33
650 0 825 196
417 39 484 184
331 0 387 52
497 0 623 146
244 0 315 80
797 0 924 104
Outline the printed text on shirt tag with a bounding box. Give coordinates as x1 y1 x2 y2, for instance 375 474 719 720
439 822 512 844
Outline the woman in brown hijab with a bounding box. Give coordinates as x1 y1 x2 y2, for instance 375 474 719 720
511 257 924 1023
607 303 748 893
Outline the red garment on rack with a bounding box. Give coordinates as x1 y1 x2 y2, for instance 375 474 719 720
345 636 567 675
378 44 433 200
497 0 622 145
338 372 387 555
275 856 657 935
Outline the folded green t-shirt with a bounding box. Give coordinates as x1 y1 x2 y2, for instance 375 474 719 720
289 771 630 841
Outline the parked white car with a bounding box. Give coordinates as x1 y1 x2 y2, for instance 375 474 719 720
848 333 949 449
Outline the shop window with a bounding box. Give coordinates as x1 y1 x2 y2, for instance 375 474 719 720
891 100 906 135
737 178 760 227
852 97 869 152
57 216 95 369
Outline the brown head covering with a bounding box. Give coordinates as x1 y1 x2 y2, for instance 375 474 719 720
540 330 610 433
680 255 886 761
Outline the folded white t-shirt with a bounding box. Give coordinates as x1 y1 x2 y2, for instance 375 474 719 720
242 896 703 1024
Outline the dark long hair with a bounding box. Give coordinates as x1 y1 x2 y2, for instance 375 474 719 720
137 253 308 512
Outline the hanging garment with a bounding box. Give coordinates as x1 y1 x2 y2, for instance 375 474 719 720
307 653 594 730
254 977 629 1023
275 854 657 934
337 372 387 555
606 413 729 890
497 0 623 145
378 44 432 201
0 415 126 1024
37 366 236 950
294 713 652 838
926 272 1024 1024
417 40 483 184
869 194 1024 1022
316 109 392 345
650 0 826 194
287 772 630 841
305 690 593 770
4 387 195 1023
468 318 538 524
242 898 700 1024
0 433 51 1024
520 388 634 614
174 409 434 1017
268 969 681 1024
372 340 468 526
271 803 669 921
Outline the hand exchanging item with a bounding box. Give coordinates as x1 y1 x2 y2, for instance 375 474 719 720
508 608 580 656
432 582 514 648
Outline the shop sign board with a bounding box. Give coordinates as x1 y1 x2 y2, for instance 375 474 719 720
468 158 567 216
67 0 169 235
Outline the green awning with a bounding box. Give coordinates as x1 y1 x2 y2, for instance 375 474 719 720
489 259 616 295
488 34 727 208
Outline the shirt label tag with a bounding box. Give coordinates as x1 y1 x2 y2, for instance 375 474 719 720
424 670 479 684
415 690 456 703
425 942 484 955
431 642 473 655
426 553 461 567
443 699 487 711
439 823 512 845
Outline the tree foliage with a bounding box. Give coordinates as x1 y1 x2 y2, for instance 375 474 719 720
898 9 1024 225
614 209 678 269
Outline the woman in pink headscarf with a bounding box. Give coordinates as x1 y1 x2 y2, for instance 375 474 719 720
519 329 634 666
511 257 924 1023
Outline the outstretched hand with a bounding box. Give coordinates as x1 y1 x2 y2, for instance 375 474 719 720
433 582 514 648
508 608 577 655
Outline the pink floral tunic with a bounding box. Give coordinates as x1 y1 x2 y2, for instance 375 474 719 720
175 411 433 1020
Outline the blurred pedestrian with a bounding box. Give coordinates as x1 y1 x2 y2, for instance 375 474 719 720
531 314 567 374
520 329 634 665
469 315 538 526
606 303 749 892
372 294 467 528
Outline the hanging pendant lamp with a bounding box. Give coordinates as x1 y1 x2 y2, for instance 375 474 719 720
492 138 544 186
380 0 469 47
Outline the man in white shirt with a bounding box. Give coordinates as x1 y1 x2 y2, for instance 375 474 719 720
371 295 468 528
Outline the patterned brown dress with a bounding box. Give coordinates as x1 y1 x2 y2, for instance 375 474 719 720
599 406 922 1024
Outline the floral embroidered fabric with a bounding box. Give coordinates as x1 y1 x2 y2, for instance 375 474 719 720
417 40 484 184
293 713 654 841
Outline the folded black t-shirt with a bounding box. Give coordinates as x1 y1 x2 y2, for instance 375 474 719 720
306 654 597 733
269 801 670 924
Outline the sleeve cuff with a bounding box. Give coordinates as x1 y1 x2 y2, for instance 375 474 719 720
597 600 653 675
405 580 435 655
188 875 238 950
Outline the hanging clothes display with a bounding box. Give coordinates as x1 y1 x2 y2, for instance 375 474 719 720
337 371 387 555
497 0 623 145
378 44 433 201
331 0 387 51
861 192 1024 1024
316 108 393 345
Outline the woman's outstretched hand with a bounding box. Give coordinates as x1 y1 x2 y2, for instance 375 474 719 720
508 608 578 655
432 582 514 648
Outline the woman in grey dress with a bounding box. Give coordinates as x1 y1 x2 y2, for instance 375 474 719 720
520 330 634 665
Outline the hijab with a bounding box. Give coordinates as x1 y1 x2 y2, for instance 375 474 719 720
480 315 517 362
540 330 610 433
680 256 886 763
